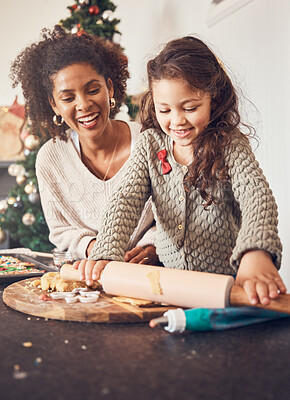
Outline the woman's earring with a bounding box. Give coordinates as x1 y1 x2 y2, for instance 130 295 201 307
53 114 64 126
109 98 116 109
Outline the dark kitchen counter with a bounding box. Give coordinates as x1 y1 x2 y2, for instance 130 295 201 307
1 280 290 400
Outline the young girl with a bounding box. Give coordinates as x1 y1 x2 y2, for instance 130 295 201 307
75 36 286 306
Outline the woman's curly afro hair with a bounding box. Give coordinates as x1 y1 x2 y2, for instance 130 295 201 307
10 25 129 140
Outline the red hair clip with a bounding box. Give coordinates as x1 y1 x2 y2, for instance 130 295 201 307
157 149 172 175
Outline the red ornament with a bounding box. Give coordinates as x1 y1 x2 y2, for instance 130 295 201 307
77 29 87 36
70 4 78 11
89 6 100 15
157 150 172 175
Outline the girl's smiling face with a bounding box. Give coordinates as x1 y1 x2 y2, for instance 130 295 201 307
50 62 114 140
152 78 211 151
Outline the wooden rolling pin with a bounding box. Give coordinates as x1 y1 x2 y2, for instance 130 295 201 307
60 262 290 313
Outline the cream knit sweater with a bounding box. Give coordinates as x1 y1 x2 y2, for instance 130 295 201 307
35 121 156 258
90 128 282 275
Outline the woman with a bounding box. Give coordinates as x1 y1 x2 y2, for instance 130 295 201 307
10 25 157 262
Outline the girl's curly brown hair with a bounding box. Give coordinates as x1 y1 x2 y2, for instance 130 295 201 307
140 36 255 208
10 25 129 141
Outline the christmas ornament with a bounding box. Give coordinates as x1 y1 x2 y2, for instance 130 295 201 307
0 228 6 244
8 163 18 176
102 10 113 21
77 29 87 36
20 127 30 142
79 0 90 5
89 5 99 15
22 212 36 226
24 182 35 194
28 191 40 204
7 197 17 205
96 19 103 25
16 175 27 185
114 104 130 122
24 134 40 150
24 149 30 156
13 198 23 209
71 25 78 34
18 166 26 176
8 163 25 177
0 199 8 213
113 33 122 44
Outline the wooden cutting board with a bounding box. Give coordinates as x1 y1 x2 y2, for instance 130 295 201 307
3 278 174 323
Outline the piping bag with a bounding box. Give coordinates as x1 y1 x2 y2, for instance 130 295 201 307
149 307 289 333
60 262 290 331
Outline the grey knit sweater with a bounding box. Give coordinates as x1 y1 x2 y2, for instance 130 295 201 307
89 129 282 275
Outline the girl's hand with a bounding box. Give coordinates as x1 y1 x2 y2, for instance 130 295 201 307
235 250 287 305
73 259 110 286
124 245 160 265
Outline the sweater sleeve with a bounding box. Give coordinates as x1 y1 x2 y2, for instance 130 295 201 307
225 133 282 269
35 142 98 259
89 133 152 261
127 196 157 250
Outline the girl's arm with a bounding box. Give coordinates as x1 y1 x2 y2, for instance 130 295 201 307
77 134 152 285
226 133 285 302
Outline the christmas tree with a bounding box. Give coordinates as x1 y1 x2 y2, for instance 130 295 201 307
0 120 53 251
60 0 120 40
0 0 138 251
60 0 139 120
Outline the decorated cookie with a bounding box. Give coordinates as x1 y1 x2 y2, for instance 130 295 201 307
0 255 44 276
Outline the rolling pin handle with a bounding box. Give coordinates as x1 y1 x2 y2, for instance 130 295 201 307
230 285 290 314
60 264 81 281
229 285 252 307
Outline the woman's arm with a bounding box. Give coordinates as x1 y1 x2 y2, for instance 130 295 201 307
38 184 98 258
36 142 99 258
89 133 152 262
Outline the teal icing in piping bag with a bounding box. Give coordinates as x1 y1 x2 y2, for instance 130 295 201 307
150 307 289 333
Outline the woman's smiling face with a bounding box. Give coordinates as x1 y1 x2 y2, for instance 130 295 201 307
50 62 114 139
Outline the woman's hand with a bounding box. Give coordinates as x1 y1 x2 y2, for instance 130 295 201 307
235 250 287 305
73 259 110 286
86 239 96 257
124 245 160 265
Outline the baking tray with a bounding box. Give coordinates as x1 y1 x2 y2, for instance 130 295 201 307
0 252 58 283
